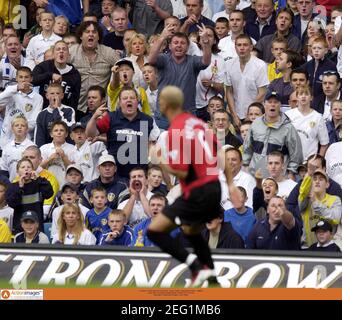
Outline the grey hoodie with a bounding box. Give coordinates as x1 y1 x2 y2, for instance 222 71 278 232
243 112 303 177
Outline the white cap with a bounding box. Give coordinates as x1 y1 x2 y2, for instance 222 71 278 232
98 154 116 166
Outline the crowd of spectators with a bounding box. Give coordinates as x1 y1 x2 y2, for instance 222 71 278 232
0 0 342 253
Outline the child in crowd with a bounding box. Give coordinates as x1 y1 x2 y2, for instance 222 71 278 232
86 187 112 244
299 169 342 248
70 122 107 183
307 220 341 252
14 210 50 243
253 169 279 221
50 183 88 240
0 116 34 181
224 186 256 245
267 38 288 82
52 203 96 245
147 165 168 196
35 83 75 147
0 182 13 231
99 210 133 246
214 17 230 40
107 59 150 115
142 63 158 116
0 67 43 147
6 158 53 234
53 16 69 37
326 99 342 145
40 120 75 187
25 12 62 70
302 37 338 98
286 85 329 160
239 120 252 143
246 102 264 122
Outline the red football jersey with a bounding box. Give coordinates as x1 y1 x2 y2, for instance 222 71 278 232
167 113 219 199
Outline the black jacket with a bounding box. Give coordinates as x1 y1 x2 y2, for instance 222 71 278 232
32 60 81 110
6 177 54 234
201 222 245 249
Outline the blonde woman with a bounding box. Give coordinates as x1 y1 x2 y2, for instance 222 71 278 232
52 203 96 245
126 33 149 88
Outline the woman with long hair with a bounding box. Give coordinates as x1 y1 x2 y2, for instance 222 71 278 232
52 203 96 245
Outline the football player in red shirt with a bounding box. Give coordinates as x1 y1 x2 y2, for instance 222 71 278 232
148 86 222 287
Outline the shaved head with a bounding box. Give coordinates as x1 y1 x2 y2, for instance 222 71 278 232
159 86 184 112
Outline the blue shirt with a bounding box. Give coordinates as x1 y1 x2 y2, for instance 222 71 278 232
85 206 112 244
99 225 133 246
131 218 180 247
46 0 83 25
247 217 301 250
106 109 154 178
224 206 256 245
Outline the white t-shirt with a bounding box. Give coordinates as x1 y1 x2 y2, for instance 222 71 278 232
72 140 107 183
51 204 89 240
0 85 43 147
326 141 342 188
286 108 329 160
52 228 96 245
212 10 229 22
25 33 62 70
118 191 153 227
195 53 226 109
277 179 297 200
0 206 14 230
0 138 35 181
40 142 76 187
218 35 256 62
220 169 256 210
225 56 269 119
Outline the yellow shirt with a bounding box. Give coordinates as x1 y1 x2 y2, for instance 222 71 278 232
267 61 283 82
299 175 340 247
0 0 20 23
107 83 151 116
0 218 12 243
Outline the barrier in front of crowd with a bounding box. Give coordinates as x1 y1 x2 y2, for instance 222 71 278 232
0 244 342 288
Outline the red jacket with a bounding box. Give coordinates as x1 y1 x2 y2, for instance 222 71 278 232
316 0 339 16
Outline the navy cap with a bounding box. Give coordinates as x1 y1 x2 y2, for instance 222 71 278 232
71 122 86 131
115 59 134 71
265 91 281 102
311 220 333 233
61 183 78 193
21 210 39 222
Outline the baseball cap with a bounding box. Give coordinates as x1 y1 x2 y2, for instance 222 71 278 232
61 182 78 193
21 210 39 222
71 122 86 131
265 91 281 102
115 59 134 71
98 154 116 166
311 220 333 233
313 169 329 182
66 164 83 176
